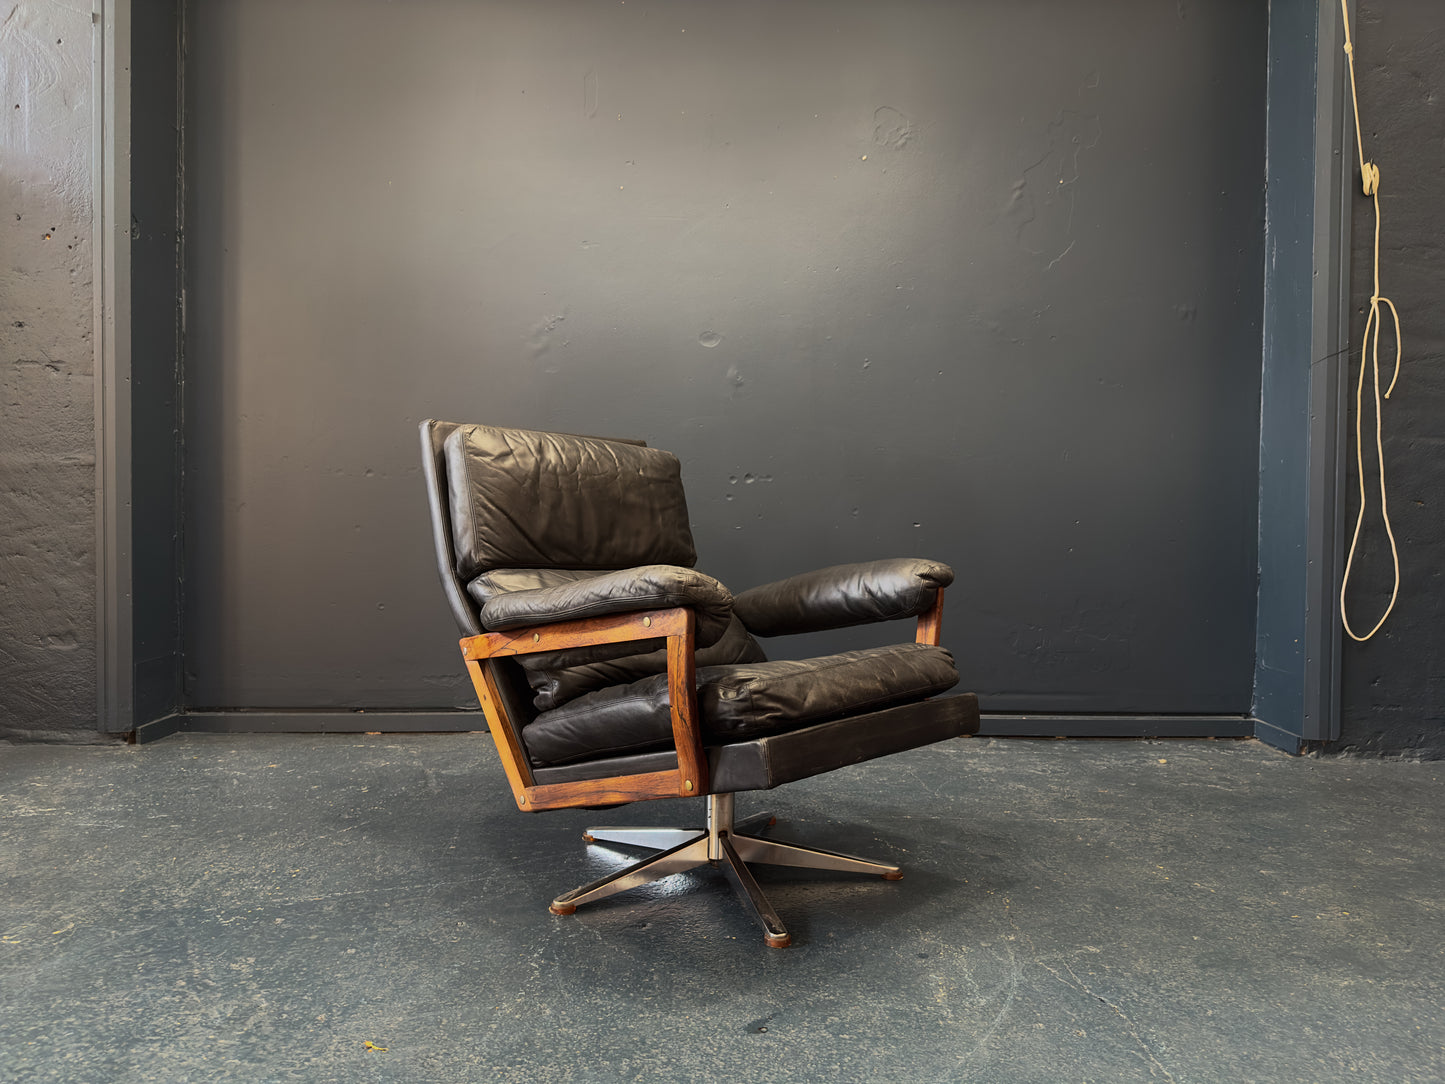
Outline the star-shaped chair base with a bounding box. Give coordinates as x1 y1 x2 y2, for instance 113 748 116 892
547 794 903 948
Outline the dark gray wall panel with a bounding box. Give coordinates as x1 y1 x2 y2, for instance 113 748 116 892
1338 0 1445 758
185 0 1266 714
1254 0 1318 735
1253 0 1353 753
130 0 184 725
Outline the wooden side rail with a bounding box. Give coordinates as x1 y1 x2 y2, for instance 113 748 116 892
915 588 945 646
460 606 708 812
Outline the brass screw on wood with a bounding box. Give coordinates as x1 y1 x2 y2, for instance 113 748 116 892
643 616 652 628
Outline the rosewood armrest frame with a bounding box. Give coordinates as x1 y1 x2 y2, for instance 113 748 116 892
915 588 945 648
460 588 943 815
460 606 706 812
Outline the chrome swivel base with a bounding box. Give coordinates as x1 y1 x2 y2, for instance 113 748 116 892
548 793 903 948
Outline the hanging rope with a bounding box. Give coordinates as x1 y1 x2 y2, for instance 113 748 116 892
1338 0 1404 643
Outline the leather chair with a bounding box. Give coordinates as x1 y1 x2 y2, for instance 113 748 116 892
421 421 980 947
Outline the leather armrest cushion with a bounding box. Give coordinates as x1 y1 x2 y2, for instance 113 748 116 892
732 558 954 637
477 564 733 648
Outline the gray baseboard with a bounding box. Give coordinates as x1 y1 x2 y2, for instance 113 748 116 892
131 713 187 745
979 714 1256 739
132 709 1258 743
1251 716 1320 756
132 710 489 743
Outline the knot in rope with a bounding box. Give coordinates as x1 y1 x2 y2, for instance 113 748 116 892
1361 160 1380 196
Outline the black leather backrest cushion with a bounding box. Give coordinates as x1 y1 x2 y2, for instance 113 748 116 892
443 424 697 578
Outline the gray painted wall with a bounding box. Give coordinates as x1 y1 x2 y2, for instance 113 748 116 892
0 2 97 742
26 1 1436 750
182 0 1267 718
1337 0 1445 758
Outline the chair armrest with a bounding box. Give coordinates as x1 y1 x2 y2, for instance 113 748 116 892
732 559 954 637
460 606 708 806
463 605 692 661
479 565 733 648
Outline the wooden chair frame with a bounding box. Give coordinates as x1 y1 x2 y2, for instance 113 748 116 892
459 590 945 814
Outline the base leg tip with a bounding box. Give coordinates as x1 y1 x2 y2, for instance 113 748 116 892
765 932 792 948
549 902 578 915
882 870 903 881
581 833 595 843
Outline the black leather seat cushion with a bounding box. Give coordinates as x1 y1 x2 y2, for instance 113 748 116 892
521 643 959 767
529 694 983 793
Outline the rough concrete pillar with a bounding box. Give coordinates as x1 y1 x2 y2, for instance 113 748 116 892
1 2 98 740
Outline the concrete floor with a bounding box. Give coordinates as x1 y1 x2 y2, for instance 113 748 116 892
0 733 1441 1083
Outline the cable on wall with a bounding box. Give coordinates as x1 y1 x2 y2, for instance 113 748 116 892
1338 0 1404 643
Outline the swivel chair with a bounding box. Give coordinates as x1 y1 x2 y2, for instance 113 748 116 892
421 421 979 946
